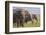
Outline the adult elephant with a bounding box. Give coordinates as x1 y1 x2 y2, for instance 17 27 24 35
13 9 26 27
25 12 38 24
32 14 39 24
25 11 32 23
13 9 31 27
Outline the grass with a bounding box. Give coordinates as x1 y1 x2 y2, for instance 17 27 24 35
13 19 40 28
13 15 40 28
24 20 40 27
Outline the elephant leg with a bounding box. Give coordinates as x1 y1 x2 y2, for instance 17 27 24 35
20 23 24 27
31 19 34 24
20 20 24 27
16 19 20 27
35 17 38 24
20 18 24 27
36 19 38 24
22 23 24 27
32 21 33 24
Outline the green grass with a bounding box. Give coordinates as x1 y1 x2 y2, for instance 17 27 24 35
24 20 40 27
13 20 40 28
13 16 40 28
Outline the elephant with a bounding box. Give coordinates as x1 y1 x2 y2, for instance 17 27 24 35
13 9 32 27
13 9 38 27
